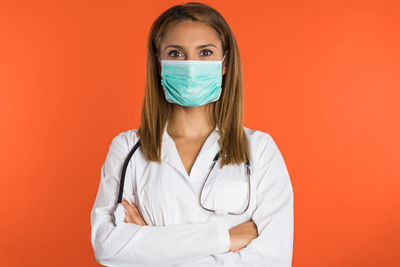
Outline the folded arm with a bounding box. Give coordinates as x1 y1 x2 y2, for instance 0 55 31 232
222 134 294 266
90 133 230 266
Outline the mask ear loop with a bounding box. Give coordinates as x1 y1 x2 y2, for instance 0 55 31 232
222 54 226 62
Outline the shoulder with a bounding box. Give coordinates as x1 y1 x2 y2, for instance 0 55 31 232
243 125 274 153
108 128 140 156
243 126 283 168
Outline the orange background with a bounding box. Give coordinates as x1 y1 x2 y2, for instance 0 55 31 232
1 0 399 266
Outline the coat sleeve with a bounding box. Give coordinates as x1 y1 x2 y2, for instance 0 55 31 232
90 132 230 266
223 134 294 266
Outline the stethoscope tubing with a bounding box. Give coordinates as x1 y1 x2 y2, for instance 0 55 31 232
117 140 141 204
198 151 251 215
117 139 251 216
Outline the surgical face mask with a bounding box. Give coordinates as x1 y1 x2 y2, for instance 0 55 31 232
159 55 226 107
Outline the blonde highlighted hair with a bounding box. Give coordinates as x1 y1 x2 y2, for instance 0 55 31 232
138 2 249 167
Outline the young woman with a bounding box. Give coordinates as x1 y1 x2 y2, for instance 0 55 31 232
91 2 294 266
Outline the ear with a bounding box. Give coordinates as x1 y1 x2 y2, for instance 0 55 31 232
222 51 228 75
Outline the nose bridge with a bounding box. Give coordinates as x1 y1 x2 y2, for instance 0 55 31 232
186 50 199 60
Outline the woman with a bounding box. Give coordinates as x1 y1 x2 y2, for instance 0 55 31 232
90 2 293 266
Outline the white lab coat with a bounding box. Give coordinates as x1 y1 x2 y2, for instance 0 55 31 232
90 122 294 266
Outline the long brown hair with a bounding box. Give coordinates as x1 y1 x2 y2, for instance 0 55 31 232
138 2 249 168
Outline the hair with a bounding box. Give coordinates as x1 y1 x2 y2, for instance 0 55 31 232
137 2 249 168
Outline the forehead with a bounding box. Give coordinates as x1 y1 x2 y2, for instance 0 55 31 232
160 20 221 48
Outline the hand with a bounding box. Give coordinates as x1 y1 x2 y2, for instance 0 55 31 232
228 220 258 252
121 198 147 226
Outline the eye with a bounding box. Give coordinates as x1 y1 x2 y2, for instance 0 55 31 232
201 49 213 57
168 50 182 58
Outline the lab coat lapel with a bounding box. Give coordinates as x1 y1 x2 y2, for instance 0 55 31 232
160 121 221 183
161 129 188 179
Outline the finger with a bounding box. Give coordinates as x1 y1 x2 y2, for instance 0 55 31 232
122 199 142 224
131 203 140 214
122 198 135 211
134 208 147 225
123 199 142 218
122 199 136 215
126 205 145 225
122 198 147 225
130 210 144 225
123 209 136 224
124 214 134 224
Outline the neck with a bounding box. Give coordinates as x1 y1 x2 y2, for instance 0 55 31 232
167 104 214 140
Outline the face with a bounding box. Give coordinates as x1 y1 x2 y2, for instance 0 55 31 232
158 20 227 75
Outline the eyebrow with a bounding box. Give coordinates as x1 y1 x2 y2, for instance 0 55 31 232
164 44 217 51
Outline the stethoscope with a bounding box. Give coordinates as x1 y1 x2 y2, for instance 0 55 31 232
114 139 251 225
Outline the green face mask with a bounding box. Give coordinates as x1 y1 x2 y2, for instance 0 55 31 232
159 55 226 107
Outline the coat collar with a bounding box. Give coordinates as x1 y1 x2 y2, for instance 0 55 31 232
161 120 221 180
